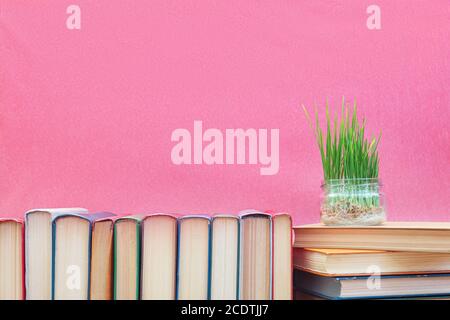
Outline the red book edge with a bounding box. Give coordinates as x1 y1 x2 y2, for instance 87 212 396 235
0 218 25 300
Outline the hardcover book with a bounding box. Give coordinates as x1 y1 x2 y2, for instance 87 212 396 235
294 269 450 299
239 210 272 300
272 213 293 300
294 248 450 276
89 215 115 300
114 215 143 300
52 212 115 300
141 213 178 300
210 214 239 300
25 208 88 300
294 222 450 253
0 218 24 300
176 215 211 300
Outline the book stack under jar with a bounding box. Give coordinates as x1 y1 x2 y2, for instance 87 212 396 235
293 223 450 300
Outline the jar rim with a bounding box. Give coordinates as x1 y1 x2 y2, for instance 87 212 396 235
321 178 381 187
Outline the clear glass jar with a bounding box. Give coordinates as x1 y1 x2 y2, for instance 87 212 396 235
320 178 386 226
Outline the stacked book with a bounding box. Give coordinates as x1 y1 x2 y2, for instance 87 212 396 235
0 208 293 300
293 222 450 300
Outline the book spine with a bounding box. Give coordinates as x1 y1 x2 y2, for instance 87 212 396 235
175 219 182 300
113 223 118 300
207 219 212 300
235 217 240 300
237 217 244 300
269 216 273 300
87 221 93 300
290 217 293 300
21 221 26 300
24 214 31 300
271 216 274 300
135 220 141 300
51 219 56 300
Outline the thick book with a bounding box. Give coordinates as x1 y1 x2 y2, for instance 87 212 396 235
271 213 293 300
141 213 178 300
294 269 450 299
25 208 88 300
0 218 24 300
114 215 142 300
176 215 211 300
52 212 115 300
238 210 272 300
210 214 239 300
294 222 450 253
294 248 450 276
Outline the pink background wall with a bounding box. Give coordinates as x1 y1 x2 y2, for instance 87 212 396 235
1 1 449 225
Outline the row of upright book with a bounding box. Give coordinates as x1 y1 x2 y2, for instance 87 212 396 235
292 222 450 299
0 208 293 300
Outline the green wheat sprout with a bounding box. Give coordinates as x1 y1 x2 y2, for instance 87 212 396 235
302 98 382 213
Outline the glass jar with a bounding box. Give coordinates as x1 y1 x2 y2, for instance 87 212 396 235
320 178 386 226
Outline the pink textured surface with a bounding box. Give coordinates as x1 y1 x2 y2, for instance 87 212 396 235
0 1 449 224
